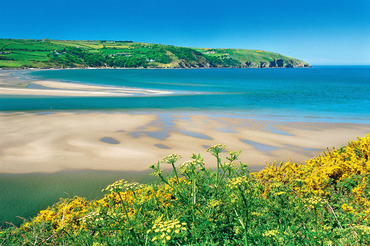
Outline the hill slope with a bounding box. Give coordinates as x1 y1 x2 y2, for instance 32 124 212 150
0 39 310 69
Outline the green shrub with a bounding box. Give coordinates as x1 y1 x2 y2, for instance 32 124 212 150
1 139 370 245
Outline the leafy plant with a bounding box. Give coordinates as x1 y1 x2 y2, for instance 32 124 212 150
1 136 370 245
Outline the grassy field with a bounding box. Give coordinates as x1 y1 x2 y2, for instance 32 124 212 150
1 135 369 245
0 39 310 69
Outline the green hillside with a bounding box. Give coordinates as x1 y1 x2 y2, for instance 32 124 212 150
0 39 310 69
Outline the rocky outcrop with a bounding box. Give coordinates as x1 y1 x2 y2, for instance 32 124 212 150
269 59 284 68
244 59 311 68
260 62 268 68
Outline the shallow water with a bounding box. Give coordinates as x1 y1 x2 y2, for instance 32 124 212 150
1 66 369 122
0 170 155 227
100 137 120 144
241 139 279 152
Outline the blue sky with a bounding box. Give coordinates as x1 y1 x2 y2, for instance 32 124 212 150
2 0 369 65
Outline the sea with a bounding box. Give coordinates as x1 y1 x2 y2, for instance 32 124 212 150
1 66 370 123
1 66 370 227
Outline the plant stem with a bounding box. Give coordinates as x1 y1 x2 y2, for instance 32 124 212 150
192 175 196 224
216 155 220 186
117 192 139 245
234 209 248 245
171 163 179 183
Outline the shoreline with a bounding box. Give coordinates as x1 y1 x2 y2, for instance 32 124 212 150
1 68 369 174
1 111 369 174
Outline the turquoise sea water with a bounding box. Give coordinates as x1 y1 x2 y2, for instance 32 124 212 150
2 66 370 122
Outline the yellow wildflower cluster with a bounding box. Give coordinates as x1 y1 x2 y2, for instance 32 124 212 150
28 196 89 233
22 179 178 234
97 181 174 212
208 199 222 208
251 212 262 217
227 175 249 189
262 229 279 237
92 243 105 246
147 219 187 243
233 226 242 235
353 225 370 235
253 134 370 218
168 176 191 186
303 196 325 210
304 196 324 205
342 203 355 213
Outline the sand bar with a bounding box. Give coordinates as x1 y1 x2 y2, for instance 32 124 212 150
0 111 369 174
0 70 172 97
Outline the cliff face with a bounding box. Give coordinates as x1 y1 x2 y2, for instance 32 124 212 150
245 59 310 68
195 48 311 69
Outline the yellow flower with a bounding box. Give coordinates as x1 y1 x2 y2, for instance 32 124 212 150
262 230 279 237
275 191 285 196
252 134 370 219
251 212 262 217
342 204 354 212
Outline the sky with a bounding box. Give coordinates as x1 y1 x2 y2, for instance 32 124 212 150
1 0 369 65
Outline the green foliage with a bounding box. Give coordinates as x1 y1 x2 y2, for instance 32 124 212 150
0 38 310 69
1 142 369 245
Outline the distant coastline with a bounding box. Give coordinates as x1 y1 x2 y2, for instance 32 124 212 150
0 65 314 71
0 38 311 69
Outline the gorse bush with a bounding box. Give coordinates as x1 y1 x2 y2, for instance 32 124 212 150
253 134 370 220
1 136 370 245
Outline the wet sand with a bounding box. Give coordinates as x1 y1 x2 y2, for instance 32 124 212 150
0 111 369 173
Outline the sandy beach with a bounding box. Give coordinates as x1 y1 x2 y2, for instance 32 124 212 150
0 111 369 173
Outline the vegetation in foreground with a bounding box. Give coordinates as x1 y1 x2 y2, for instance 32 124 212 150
1 134 369 245
0 38 310 69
